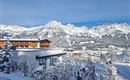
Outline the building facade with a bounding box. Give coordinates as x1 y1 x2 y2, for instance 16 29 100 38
0 39 51 48
36 53 66 69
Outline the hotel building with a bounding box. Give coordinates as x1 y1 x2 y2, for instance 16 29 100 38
0 39 51 48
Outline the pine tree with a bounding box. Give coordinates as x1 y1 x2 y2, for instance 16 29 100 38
0 40 18 73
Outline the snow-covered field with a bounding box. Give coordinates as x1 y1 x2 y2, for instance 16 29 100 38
0 72 32 80
0 46 130 80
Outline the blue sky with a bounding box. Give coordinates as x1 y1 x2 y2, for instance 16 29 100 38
0 0 129 27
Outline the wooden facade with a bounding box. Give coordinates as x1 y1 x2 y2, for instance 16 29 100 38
0 39 51 48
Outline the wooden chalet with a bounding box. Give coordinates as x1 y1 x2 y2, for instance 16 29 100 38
0 39 51 48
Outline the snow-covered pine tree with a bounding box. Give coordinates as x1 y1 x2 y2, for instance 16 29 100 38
22 60 28 77
0 40 18 73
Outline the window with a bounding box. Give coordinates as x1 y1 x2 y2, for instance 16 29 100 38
50 56 59 66
39 58 46 66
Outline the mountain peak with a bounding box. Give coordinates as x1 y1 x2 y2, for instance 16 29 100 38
45 20 63 28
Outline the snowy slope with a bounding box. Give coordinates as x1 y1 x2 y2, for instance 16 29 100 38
0 72 32 80
0 25 29 31
91 23 130 38
64 24 92 37
37 21 67 38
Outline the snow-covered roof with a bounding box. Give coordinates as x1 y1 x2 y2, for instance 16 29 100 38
17 48 65 57
17 48 65 66
80 41 95 44
0 38 51 42
0 38 38 41
72 50 81 53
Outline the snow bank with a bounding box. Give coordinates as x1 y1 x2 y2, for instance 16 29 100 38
0 72 32 80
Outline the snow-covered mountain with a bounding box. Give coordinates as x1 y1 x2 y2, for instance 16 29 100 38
37 21 67 38
0 21 129 38
64 24 92 37
1 25 29 31
90 23 130 37
0 24 41 39
0 21 130 48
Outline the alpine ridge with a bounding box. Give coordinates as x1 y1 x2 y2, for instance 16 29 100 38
0 21 130 48
0 21 129 38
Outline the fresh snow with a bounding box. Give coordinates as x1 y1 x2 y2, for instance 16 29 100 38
17 48 64 66
0 72 32 80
